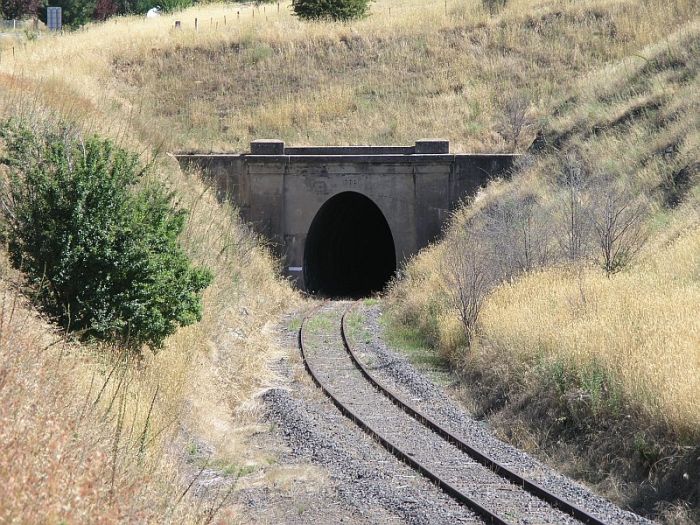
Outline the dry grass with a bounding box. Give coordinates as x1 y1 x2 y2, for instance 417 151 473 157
388 16 700 442
388 184 700 521
0 273 199 523
0 0 698 521
383 2 698 519
0 139 296 522
479 220 700 439
0 4 301 523
2 0 695 152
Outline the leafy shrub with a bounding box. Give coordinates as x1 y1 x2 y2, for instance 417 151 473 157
292 0 371 21
158 0 194 13
0 0 41 20
38 0 97 28
0 120 212 352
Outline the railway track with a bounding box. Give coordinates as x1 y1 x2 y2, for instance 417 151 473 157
299 302 611 525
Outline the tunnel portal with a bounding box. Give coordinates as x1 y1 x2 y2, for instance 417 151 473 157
304 192 396 298
174 140 517 293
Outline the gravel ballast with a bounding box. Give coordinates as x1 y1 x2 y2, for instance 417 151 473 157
257 302 651 524
345 302 651 525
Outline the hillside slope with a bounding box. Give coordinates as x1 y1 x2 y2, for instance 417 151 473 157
387 9 699 524
0 0 697 522
1 4 298 523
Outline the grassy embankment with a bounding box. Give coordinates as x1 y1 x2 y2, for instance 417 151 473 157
381 2 699 522
0 4 300 523
0 0 697 521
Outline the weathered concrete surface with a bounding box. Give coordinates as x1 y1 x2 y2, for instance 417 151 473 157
175 140 515 292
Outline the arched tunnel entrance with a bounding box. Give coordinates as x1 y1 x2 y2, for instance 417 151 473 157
304 192 396 298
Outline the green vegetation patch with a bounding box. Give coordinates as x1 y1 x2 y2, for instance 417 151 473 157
305 312 334 332
344 310 371 344
292 0 371 21
380 308 452 385
0 119 212 353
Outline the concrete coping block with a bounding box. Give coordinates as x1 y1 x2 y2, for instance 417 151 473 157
415 139 449 154
250 139 285 155
284 146 415 156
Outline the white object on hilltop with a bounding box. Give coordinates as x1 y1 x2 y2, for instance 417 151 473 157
146 6 161 18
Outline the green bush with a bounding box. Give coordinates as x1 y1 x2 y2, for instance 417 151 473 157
158 0 194 13
0 120 212 352
39 0 97 29
292 0 371 21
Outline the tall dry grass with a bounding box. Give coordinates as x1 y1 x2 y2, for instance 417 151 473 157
0 109 297 521
0 0 697 520
3 0 695 152
479 220 700 439
388 17 699 440
0 122 296 521
385 6 698 519
0 4 299 523
0 270 202 522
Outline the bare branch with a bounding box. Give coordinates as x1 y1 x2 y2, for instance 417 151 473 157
589 183 649 275
440 232 494 346
496 94 535 152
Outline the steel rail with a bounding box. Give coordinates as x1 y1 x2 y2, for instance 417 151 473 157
339 306 609 525
299 308 512 525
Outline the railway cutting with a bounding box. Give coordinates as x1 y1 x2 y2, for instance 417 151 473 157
289 301 651 525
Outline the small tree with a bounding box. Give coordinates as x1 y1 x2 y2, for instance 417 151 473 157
0 120 212 352
1 0 41 19
590 183 649 276
292 0 371 21
496 94 535 152
440 232 493 346
481 191 552 280
554 154 591 264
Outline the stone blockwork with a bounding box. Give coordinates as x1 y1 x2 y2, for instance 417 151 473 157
175 140 515 291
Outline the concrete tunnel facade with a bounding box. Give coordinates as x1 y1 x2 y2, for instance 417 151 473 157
175 140 516 297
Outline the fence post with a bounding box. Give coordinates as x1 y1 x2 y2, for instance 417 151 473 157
195 17 198 31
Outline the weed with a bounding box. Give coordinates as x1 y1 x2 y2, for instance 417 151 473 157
287 317 302 333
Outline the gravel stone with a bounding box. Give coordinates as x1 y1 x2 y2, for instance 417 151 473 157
346 302 652 525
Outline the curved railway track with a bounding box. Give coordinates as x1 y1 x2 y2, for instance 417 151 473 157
299 302 611 525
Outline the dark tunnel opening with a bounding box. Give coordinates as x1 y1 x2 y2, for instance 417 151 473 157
304 192 396 299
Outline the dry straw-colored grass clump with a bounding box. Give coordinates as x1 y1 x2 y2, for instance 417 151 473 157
1 3 302 522
0 0 697 521
0 274 193 522
480 223 700 439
